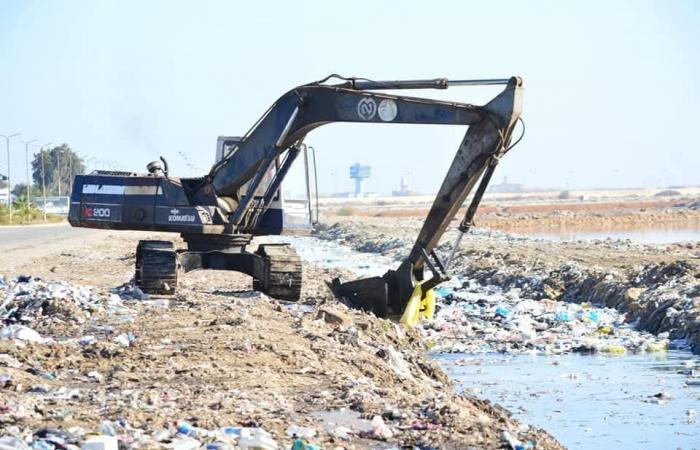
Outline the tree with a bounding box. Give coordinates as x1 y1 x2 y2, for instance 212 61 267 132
31 144 85 197
12 183 41 199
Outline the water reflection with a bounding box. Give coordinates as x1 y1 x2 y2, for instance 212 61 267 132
440 352 700 450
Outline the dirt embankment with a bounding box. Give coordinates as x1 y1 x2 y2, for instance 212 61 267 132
327 197 700 232
317 215 700 353
0 231 562 449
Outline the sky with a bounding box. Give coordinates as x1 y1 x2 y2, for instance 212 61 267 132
0 0 698 196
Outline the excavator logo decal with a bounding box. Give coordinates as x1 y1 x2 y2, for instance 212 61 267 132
378 99 398 121
357 97 377 120
168 208 196 223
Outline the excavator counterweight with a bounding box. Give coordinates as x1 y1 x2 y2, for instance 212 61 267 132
69 74 523 317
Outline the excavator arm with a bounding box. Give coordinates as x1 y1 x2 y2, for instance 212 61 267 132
202 75 524 316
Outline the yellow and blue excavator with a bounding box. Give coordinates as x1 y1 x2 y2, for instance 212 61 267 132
68 75 524 319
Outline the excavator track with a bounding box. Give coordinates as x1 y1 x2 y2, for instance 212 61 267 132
135 240 179 295
253 244 302 301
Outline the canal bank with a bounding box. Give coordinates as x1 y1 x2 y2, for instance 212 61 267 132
282 220 700 449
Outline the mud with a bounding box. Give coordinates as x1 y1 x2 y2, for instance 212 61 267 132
0 230 562 449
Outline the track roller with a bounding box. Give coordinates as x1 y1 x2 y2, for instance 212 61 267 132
135 240 179 295
253 244 302 301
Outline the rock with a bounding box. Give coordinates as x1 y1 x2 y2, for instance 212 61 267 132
316 308 351 327
625 287 645 302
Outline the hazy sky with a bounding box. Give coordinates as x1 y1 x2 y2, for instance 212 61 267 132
1 0 698 195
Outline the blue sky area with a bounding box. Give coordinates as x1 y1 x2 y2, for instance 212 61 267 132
0 1 698 195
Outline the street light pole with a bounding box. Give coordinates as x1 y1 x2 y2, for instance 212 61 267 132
67 153 72 193
21 139 38 200
57 148 62 196
20 139 37 222
1 132 21 222
34 142 51 221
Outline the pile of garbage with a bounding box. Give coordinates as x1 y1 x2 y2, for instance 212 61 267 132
0 420 326 450
0 276 133 342
319 219 700 354
422 280 671 355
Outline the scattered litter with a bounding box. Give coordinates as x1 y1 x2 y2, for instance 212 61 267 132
112 284 149 301
645 391 673 404
360 415 393 440
383 346 412 379
0 324 44 343
169 437 200 450
238 428 277 450
291 438 321 450
285 425 316 439
422 283 670 356
81 435 118 450
501 430 533 450
0 436 31 450
329 426 353 441
114 333 136 347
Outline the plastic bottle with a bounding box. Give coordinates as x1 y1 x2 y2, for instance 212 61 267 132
80 436 119 450
238 429 277 450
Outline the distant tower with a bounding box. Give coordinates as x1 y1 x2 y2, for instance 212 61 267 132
400 175 409 192
349 163 371 196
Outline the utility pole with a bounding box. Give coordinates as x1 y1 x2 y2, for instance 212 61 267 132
34 142 51 221
57 148 62 196
1 132 21 222
20 139 37 222
67 153 72 193
84 156 94 173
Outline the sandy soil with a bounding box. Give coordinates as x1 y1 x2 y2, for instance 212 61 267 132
322 193 700 232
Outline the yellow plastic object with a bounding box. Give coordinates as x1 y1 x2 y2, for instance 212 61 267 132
602 345 627 355
595 326 613 335
400 283 436 327
645 341 668 353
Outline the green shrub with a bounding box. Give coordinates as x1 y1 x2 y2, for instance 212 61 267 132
336 207 356 216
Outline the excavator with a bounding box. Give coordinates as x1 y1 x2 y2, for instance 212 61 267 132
69 75 524 318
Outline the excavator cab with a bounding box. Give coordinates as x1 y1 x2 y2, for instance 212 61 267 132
215 136 318 235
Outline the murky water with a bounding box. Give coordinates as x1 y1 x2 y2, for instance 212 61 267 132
440 353 700 450
271 235 700 450
513 226 700 244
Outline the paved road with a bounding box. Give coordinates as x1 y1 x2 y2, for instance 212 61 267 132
0 223 92 249
0 223 106 269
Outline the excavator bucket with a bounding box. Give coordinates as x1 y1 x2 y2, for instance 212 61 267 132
332 278 437 324
330 255 442 319
329 276 390 318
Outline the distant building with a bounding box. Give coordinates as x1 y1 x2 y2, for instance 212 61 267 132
487 176 523 193
0 187 9 204
392 175 417 197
